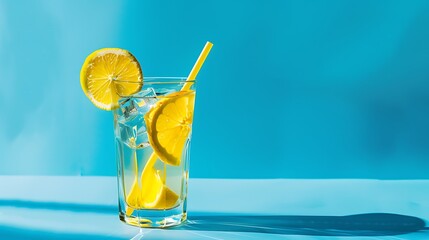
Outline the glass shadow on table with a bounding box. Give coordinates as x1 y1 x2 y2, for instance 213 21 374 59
0 200 427 237
171 213 428 237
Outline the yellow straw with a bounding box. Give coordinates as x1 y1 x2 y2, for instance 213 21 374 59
181 41 213 91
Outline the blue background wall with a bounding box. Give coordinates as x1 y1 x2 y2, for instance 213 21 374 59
1 0 429 179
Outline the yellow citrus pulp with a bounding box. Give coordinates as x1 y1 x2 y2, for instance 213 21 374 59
80 48 143 110
125 153 179 215
145 91 196 166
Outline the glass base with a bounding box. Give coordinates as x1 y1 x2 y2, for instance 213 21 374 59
119 201 187 228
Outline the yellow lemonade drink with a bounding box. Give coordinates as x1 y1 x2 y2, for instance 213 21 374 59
80 42 211 229
114 78 196 227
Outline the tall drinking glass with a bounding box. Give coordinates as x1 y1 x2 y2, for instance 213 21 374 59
113 77 196 228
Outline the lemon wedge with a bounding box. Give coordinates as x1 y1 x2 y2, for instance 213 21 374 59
125 153 179 214
145 91 196 166
80 48 143 110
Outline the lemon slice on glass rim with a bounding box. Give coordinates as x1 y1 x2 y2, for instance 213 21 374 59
80 48 143 110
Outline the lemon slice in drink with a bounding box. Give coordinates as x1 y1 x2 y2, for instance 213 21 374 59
145 91 196 166
126 172 179 212
80 48 143 110
125 153 179 214
140 168 179 209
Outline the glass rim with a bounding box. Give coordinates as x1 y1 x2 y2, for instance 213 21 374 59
143 77 195 84
114 77 195 85
116 77 195 99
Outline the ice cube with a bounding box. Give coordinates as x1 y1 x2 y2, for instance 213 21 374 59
119 98 140 119
117 109 150 148
117 122 137 147
137 87 157 98
116 88 158 149
134 136 150 149
133 87 157 113
155 88 176 96
117 117 150 149
118 129 150 149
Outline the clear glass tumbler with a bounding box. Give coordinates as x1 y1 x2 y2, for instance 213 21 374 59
113 77 196 228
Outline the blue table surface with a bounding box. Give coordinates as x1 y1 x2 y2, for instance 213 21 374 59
0 176 428 239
